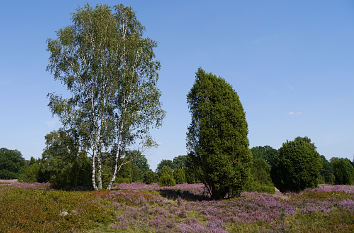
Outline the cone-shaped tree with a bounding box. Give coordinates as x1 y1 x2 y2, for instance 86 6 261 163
187 68 252 199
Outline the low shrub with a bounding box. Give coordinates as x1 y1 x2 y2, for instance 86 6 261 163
143 170 157 184
173 168 186 184
159 175 176 186
115 177 132 184
245 181 275 194
18 163 40 183
158 166 176 186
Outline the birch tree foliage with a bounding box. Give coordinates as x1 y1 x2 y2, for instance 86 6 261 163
47 4 164 190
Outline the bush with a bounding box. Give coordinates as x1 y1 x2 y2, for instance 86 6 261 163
251 158 273 186
186 68 252 199
271 137 322 193
159 175 176 186
245 157 275 193
330 158 354 185
158 166 176 186
244 181 275 194
143 170 157 184
48 155 92 189
39 130 92 189
173 168 186 184
18 163 40 183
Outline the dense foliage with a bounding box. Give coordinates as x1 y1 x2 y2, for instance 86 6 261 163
184 153 201 184
127 150 150 183
158 166 176 186
18 162 40 183
319 155 335 184
245 157 275 193
251 145 278 167
271 137 322 192
156 159 174 174
143 170 158 184
173 168 186 184
172 155 188 169
39 130 92 189
0 148 26 179
155 155 191 184
330 157 354 185
186 68 252 199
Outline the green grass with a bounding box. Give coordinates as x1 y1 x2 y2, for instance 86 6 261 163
0 186 115 233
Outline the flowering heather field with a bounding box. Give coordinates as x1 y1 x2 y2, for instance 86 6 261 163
0 181 353 232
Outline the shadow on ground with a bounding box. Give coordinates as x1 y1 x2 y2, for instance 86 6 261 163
158 188 210 201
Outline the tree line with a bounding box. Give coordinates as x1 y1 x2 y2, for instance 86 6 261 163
1 142 353 192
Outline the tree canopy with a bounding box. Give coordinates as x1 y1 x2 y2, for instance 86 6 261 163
0 148 26 179
330 157 354 185
47 4 164 190
251 146 278 167
156 159 174 174
271 137 322 192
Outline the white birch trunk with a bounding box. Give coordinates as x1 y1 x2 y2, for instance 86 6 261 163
107 125 123 190
91 148 98 190
97 152 103 189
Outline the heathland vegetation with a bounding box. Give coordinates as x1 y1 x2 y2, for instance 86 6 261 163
1 3 353 232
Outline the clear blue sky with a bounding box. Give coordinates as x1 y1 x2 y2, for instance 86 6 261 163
1 0 353 170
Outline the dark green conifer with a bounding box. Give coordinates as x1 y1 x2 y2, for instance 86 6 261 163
187 68 252 199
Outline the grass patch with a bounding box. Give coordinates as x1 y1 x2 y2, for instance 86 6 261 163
0 186 115 233
300 190 352 201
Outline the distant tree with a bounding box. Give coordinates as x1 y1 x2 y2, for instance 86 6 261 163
156 160 174 174
125 150 150 182
158 166 176 186
319 155 334 184
251 146 278 167
330 157 354 185
28 157 37 166
47 4 164 190
0 148 26 179
271 137 322 192
18 163 41 183
172 155 188 169
184 153 201 184
143 170 157 184
115 157 132 184
173 168 186 184
187 68 252 199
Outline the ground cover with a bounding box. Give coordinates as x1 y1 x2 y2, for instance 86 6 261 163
0 181 353 232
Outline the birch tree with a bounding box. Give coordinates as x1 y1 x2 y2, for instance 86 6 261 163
47 4 164 190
